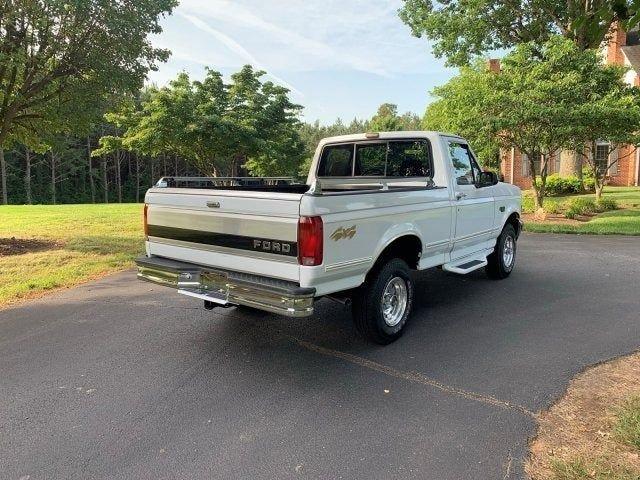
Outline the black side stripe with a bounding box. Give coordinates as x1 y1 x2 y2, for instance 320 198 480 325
147 225 298 257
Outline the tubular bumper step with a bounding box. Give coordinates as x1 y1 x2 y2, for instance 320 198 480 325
136 256 315 317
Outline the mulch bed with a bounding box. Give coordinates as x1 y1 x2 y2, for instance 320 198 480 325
522 212 594 225
0 237 63 256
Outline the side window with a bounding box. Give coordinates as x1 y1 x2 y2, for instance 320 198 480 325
317 144 354 177
355 143 387 176
448 142 478 185
387 140 433 178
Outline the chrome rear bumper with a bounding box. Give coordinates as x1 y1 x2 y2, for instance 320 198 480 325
136 256 315 317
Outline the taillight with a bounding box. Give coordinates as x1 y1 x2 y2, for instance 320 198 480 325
298 216 323 266
143 204 149 238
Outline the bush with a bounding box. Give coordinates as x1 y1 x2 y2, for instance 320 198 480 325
538 174 583 196
544 201 563 214
582 167 596 192
522 196 535 214
564 198 596 219
596 197 618 212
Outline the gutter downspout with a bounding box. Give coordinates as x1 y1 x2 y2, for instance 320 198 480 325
634 147 640 187
510 147 515 184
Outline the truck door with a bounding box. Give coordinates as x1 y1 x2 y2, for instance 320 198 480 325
446 139 496 260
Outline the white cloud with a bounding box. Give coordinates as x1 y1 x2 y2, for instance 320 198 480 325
177 0 392 76
178 12 304 96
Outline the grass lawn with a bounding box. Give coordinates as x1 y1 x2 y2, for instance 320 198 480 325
0 204 144 308
528 353 640 480
522 187 640 235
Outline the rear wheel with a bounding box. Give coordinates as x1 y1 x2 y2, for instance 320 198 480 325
486 223 517 279
352 258 414 344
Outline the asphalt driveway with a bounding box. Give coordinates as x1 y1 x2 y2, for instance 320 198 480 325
1 233 639 479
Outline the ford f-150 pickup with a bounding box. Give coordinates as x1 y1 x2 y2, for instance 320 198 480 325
136 131 522 344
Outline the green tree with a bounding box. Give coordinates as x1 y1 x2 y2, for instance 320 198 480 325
369 103 421 131
423 65 501 168
491 37 640 208
0 0 177 204
568 70 640 199
102 66 304 178
399 0 635 66
427 37 640 209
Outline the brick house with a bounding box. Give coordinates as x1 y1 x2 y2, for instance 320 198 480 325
499 27 640 189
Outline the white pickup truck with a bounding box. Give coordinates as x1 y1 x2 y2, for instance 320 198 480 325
137 131 522 344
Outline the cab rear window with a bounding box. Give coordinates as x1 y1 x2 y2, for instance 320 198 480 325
317 139 433 178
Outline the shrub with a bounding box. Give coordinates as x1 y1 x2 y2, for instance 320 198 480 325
544 201 563 214
564 198 596 218
582 167 596 192
521 196 535 214
596 197 618 212
538 174 583 196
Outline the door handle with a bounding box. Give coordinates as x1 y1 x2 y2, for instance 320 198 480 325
455 192 467 200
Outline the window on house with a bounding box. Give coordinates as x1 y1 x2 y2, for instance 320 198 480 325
594 144 610 175
522 152 543 176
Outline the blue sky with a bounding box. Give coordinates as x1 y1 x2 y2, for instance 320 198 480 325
147 0 458 124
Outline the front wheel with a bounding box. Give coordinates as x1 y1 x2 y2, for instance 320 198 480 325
352 258 414 345
486 223 517 279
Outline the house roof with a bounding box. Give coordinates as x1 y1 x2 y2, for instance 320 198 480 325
621 44 640 73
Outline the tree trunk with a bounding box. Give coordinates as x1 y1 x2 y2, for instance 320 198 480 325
115 151 122 203
174 154 178 176
150 157 155 186
87 136 95 203
0 148 7 205
595 183 604 200
528 155 545 210
559 149 582 178
102 157 108 203
135 153 140 203
24 147 31 204
50 151 56 205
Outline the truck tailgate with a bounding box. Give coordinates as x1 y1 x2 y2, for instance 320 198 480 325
144 188 303 282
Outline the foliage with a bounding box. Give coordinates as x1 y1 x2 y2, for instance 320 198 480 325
565 198 597 218
537 174 583 195
423 63 500 168
430 37 640 209
399 0 637 66
0 0 176 205
0 0 177 150
597 197 619 211
582 167 596 192
100 66 305 177
369 103 421 132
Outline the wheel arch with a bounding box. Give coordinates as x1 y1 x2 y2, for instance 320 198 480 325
370 233 423 273
504 212 522 238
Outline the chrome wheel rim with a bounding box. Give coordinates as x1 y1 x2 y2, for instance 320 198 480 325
381 277 408 327
503 235 515 269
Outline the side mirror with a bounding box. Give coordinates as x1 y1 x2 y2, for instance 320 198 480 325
477 171 499 188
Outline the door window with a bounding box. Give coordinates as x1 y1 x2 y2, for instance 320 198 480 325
448 142 479 185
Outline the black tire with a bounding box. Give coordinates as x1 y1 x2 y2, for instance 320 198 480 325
486 223 517 279
352 258 414 345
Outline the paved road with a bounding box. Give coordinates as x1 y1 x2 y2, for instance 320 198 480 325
1 234 639 480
